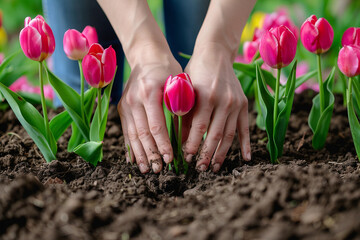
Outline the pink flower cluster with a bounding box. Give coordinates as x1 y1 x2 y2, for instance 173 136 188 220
338 28 360 77
9 76 54 100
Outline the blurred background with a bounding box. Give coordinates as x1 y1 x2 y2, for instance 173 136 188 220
0 0 359 102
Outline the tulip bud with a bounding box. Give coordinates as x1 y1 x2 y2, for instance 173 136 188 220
82 26 98 45
63 29 89 60
342 27 360 47
19 15 55 62
164 73 195 116
263 8 299 40
259 25 297 69
243 40 259 63
338 45 360 78
82 43 117 88
300 15 334 54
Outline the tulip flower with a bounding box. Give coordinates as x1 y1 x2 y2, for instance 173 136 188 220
259 25 297 69
82 43 116 122
164 73 195 174
63 29 89 60
19 15 55 62
300 15 333 54
82 26 98 46
342 27 360 47
164 73 195 116
243 40 259 63
338 45 360 78
263 8 299 40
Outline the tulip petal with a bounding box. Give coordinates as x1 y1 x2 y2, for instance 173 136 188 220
19 26 42 61
82 54 102 88
102 46 117 86
279 27 297 67
300 21 319 53
63 29 88 60
260 31 279 68
316 18 333 53
338 46 360 77
342 27 360 47
82 26 98 45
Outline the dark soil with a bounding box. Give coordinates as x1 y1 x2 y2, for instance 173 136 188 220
0 91 360 240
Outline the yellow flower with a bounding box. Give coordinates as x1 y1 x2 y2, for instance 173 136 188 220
0 27 7 47
241 12 266 43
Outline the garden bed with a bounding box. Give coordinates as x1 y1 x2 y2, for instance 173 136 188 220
0 91 359 240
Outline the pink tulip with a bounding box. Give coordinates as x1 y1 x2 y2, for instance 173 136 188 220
263 8 299 40
82 26 98 46
342 27 360 47
9 76 54 100
82 43 117 88
63 29 89 60
164 73 195 116
243 40 259 63
300 15 334 54
19 15 55 62
234 54 246 64
259 25 297 69
338 45 360 77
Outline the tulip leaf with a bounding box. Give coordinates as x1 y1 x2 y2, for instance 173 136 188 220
0 50 21 75
50 110 72 141
73 141 103 166
46 66 90 141
256 64 277 162
308 67 335 150
178 52 191 59
0 82 57 162
164 102 173 141
254 82 265 130
68 87 97 151
352 78 360 116
348 90 360 160
90 69 116 142
274 62 297 157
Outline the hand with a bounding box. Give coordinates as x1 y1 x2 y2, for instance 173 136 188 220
183 43 251 172
118 45 182 173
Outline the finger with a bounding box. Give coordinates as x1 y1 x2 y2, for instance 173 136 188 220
119 111 134 163
126 113 150 173
237 103 251 161
211 111 238 172
144 101 173 164
183 105 213 163
132 106 163 173
196 109 228 171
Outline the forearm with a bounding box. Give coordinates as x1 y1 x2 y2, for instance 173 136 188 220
97 0 172 67
194 0 256 61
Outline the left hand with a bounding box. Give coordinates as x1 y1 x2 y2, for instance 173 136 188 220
182 43 251 172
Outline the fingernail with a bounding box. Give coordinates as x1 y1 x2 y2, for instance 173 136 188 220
246 152 251 161
163 154 171 164
139 163 149 173
212 163 220 173
151 160 162 173
186 154 193 163
196 164 207 172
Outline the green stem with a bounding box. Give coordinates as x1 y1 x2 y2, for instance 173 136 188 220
317 54 325 113
97 88 102 124
39 61 50 138
178 115 182 169
78 60 86 122
273 68 281 132
348 77 353 105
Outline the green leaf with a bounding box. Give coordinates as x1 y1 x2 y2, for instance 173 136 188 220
0 82 57 162
18 91 54 109
254 81 265 130
352 78 360 116
308 67 335 150
46 66 90 141
0 50 21 75
73 141 103 166
348 91 360 160
164 102 173 140
234 61 277 91
68 87 97 151
256 64 277 162
274 62 297 157
90 70 116 142
178 52 191 59
50 110 72 141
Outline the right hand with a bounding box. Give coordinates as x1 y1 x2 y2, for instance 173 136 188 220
118 46 182 173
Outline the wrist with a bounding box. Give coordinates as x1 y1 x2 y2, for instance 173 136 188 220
192 42 235 64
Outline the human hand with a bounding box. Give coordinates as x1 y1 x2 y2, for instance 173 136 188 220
118 45 182 173
183 43 251 172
